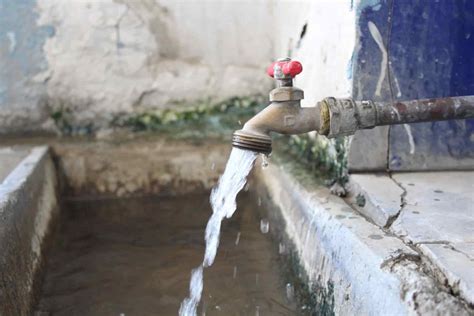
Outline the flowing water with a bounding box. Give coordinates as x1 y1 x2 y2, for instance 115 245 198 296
180 148 258 315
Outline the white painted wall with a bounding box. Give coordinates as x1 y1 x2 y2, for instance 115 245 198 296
1 0 357 133
33 0 275 129
272 0 356 107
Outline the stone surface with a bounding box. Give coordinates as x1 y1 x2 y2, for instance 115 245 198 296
253 160 472 315
0 146 59 315
345 173 403 227
419 243 474 305
390 171 474 304
391 172 474 244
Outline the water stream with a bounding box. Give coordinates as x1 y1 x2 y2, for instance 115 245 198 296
179 148 258 316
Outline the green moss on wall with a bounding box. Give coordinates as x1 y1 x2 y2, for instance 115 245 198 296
115 96 264 133
50 96 265 138
50 95 349 190
282 250 335 316
278 134 350 191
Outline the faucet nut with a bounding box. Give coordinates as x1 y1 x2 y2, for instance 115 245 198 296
269 87 304 102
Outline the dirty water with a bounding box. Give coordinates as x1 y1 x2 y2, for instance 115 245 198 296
35 192 302 316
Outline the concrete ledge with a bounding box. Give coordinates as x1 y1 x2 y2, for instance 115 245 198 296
345 174 404 227
254 162 472 315
390 172 474 306
0 146 59 315
52 139 230 198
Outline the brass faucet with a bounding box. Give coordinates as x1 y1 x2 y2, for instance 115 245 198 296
232 58 323 154
233 57 474 154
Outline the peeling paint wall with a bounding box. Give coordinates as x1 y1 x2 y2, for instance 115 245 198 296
349 0 474 171
2 0 473 170
1 0 274 133
0 0 356 135
0 0 55 133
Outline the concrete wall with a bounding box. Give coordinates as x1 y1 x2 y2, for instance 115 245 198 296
254 161 472 315
1 0 274 133
1 0 473 170
272 0 355 107
0 147 59 315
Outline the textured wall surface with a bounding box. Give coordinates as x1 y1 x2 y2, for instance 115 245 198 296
272 0 355 107
0 0 55 133
350 0 474 171
1 0 472 170
0 0 274 134
0 147 58 315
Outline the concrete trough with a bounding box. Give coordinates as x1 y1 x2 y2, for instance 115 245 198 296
0 139 231 315
0 146 59 315
0 139 472 315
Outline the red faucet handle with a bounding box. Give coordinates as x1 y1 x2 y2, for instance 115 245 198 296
267 59 303 79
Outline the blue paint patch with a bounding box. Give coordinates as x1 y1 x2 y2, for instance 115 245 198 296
346 51 354 81
0 0 55 108
353 0 474 170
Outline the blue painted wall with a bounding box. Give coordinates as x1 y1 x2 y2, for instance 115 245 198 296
353 0 474 170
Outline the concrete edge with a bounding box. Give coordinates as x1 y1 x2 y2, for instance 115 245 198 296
254 163 473 315
0 146 59 315
344 173 404 228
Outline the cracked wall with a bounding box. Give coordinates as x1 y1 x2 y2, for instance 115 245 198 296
1 0 356 136
0 0 274 134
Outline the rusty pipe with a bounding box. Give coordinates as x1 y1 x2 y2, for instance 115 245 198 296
232 58 474 154
318 95 474 138
233 95 474 154
373 96 474 126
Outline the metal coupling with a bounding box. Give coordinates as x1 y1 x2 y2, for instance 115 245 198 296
318 97 376 138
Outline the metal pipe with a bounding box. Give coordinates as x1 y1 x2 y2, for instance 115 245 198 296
373 95 474 126
318 95 474 138
232 57 474 154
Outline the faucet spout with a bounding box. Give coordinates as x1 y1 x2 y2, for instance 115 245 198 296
232 101 322 154
233 58 321 154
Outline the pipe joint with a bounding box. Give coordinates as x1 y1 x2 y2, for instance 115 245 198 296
321 97 376 138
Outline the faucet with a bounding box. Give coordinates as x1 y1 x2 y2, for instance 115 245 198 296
233 57 474 154
232 58 322 154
